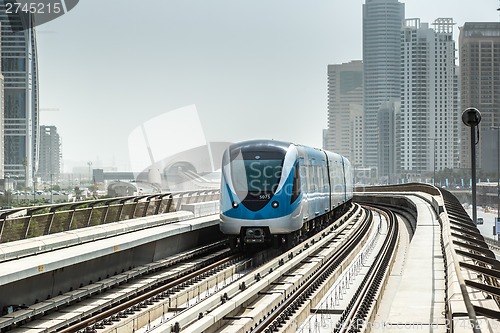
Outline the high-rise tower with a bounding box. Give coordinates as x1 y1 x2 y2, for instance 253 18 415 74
363 0 404 181
459 22 500 172
325 61 364 169
399 18 459 181
0 2 39 186
38 125 61 182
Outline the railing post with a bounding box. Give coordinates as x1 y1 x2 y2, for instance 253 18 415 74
85 206 94 228
131 197 143 219
143 198 151 217
154 194 168 215
47 213 56 234
175 193 184 211
102 205 111 225
164 194 173 213
118 202 126 221
0 219 4 242
24 218 32 239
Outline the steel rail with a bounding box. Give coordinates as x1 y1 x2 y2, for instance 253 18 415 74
251 208 373 333
160 204 361 333
57 253 241 333
333 206 398 333
0 241 229 332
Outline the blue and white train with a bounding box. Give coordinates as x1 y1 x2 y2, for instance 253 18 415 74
219 139 353 249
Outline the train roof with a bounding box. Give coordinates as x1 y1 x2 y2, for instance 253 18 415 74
228 139 291 150
226 139 348 161
228 139 331 154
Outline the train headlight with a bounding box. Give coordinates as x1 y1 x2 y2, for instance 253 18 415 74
271 201 279 208
232 201 239 208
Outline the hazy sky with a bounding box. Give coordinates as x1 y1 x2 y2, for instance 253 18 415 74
36 0 500 172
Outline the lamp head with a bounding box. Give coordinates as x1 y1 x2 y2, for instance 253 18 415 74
462 108 481 127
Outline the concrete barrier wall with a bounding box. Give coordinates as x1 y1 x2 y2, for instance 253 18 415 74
0 219 223 307
356 183 441 196
181 201 220 218
353 194 418 232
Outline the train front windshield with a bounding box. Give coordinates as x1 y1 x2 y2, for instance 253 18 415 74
230 149 286 211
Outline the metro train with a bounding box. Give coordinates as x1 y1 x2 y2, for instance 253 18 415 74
219 139 354 249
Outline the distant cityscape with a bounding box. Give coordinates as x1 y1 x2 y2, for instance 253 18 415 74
1 0 500 203
324 0 499 186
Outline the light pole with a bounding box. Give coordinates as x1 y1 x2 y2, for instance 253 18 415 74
5 174 10 206
428 138 437 186
49 140 52 203
491 126 500 240
87 161 92 186
50 173 53 204
351 147 357 186
462 108 481 225
354 164 357 186
434 139 437 186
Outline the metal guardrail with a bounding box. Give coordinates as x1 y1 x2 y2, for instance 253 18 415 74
0 190 220 244
484 236 500 254
439 188 500 332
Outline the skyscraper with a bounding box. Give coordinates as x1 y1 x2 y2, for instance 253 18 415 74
0 2 39 186
324 61 364 169
363 0 404 181
38 126 61 182
459 22 500 171
0 73 4 179
399 18 459 180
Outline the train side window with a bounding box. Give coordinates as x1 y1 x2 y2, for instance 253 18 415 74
300 161 307 192
329 159 334 188
309 162 315 192
311 165 315 192
306 164 312 192
316 165 323 192
291 163 301 203
323 164 328 189
311 165 316 191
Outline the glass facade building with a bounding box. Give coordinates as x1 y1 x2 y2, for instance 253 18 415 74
363 0 404 180
0 1 39 185
325 61 364 169
38 125 61 182
459 22 500 171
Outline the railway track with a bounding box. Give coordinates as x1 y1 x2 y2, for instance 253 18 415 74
333 206 399 333
27 202 392 333
1 241 236 332
63 252 245 333
219 205 372 333
5 191 441 333
5 203 352 333
118 203 371 333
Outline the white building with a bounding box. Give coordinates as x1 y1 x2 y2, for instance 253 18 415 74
399 18 459 179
